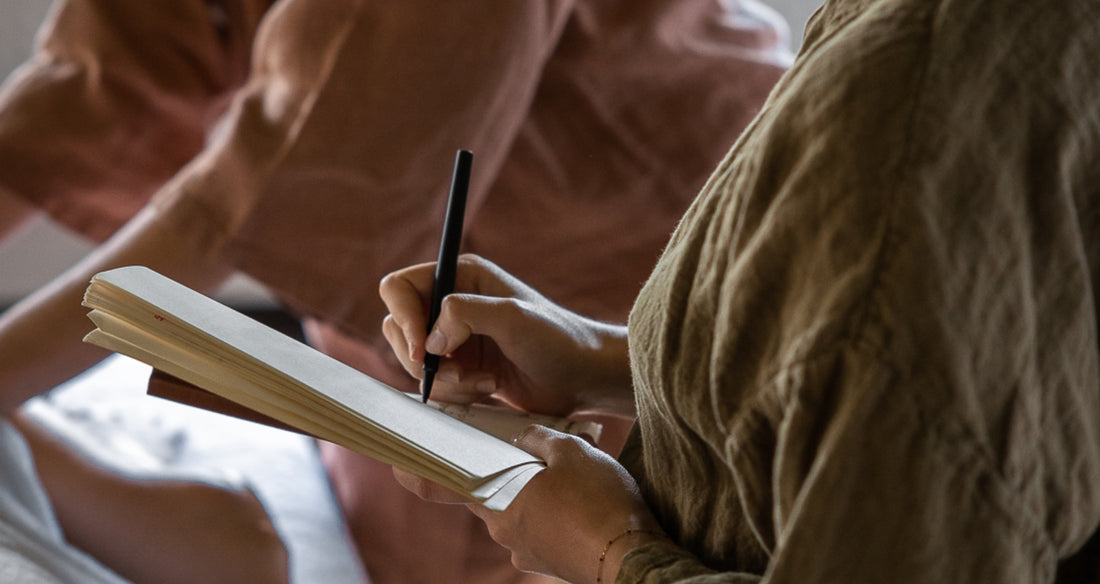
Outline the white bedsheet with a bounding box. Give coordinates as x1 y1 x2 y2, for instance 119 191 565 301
0 421 129 584
22 354 368 584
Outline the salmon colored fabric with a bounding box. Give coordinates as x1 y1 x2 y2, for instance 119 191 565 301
0 1 790 581
0 0 273 241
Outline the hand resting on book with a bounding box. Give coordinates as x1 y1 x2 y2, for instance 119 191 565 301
393 423 663 584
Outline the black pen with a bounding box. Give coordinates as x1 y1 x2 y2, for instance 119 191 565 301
422 149 473 403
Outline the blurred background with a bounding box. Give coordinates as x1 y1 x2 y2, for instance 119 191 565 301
0 0 822 307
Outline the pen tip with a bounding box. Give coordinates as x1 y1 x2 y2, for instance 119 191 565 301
421 371 435 403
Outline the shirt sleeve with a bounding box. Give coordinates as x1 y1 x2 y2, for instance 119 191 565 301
161 0 577 336
620 0 1100 580
618 541 760 583
620 345 1079 583
0 0 265 242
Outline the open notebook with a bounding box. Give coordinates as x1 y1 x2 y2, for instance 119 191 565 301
81 266 597 511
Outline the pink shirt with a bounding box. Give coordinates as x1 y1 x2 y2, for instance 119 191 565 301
0 0 790 581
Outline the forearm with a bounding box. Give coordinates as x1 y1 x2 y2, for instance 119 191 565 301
0 203 234 414
0 273 110 413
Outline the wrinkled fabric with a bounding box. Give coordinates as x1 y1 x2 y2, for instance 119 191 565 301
622 0 1100 581
0 0 272 241
0 421 128 584
0 1 790 582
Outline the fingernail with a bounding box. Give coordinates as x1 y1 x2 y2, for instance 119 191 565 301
425 329 446 355
511 426 532 444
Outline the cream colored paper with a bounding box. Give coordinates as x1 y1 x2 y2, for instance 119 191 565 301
82 266 548 510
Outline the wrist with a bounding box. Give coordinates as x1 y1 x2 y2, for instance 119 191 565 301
595 526 668 584
578 321 635 417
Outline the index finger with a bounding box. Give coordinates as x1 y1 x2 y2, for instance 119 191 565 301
379 262 437 358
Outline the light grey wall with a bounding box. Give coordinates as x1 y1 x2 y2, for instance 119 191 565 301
0 0 50 75
769 0 822 49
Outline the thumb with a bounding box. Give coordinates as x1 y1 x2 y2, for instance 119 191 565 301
510 424 581 463
426 293 526 356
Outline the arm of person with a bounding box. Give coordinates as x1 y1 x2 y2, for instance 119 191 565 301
0 0 260 242
0 199 236 415
0 0 254 414
0 0 581 418
379 254 635 418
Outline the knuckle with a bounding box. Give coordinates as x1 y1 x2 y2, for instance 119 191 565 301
498 297 526 321
438 298 474 336
439 294 461 314
381 314 397 333
512 424 540 444
386 308 416 331
511 552 537 574
378 272 410 300
378 272 398 292
456 253 481 267
542 431 588 463
548 433 578 455
484 518 516 548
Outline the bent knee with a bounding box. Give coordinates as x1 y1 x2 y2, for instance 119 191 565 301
188 483 290 584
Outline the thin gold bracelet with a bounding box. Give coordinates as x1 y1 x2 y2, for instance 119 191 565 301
596 528 666 583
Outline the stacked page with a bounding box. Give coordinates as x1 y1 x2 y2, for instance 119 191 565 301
81 266 551 510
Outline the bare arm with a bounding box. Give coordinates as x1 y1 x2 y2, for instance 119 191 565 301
0 200 235 415
0 1 253 415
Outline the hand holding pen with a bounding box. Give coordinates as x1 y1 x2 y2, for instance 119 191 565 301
421 149 473 402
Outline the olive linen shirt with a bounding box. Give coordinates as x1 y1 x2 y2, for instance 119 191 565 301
620 0 1100 581
0 1 791 582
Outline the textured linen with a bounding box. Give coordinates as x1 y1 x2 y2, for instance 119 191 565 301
621 0 1100 581
0 0 272 241
0 1 790 582
0 421 129 584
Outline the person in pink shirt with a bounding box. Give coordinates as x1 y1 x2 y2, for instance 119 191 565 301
0 0 790 581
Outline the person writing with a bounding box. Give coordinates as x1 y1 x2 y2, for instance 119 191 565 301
0 0 790 581
380 256 658 583
377 0 1100 580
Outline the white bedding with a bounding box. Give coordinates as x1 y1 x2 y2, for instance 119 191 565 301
22 354 368 584
0 421 128 584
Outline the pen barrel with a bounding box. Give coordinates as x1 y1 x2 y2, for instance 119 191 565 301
425 149 472 338
422 354 440 376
